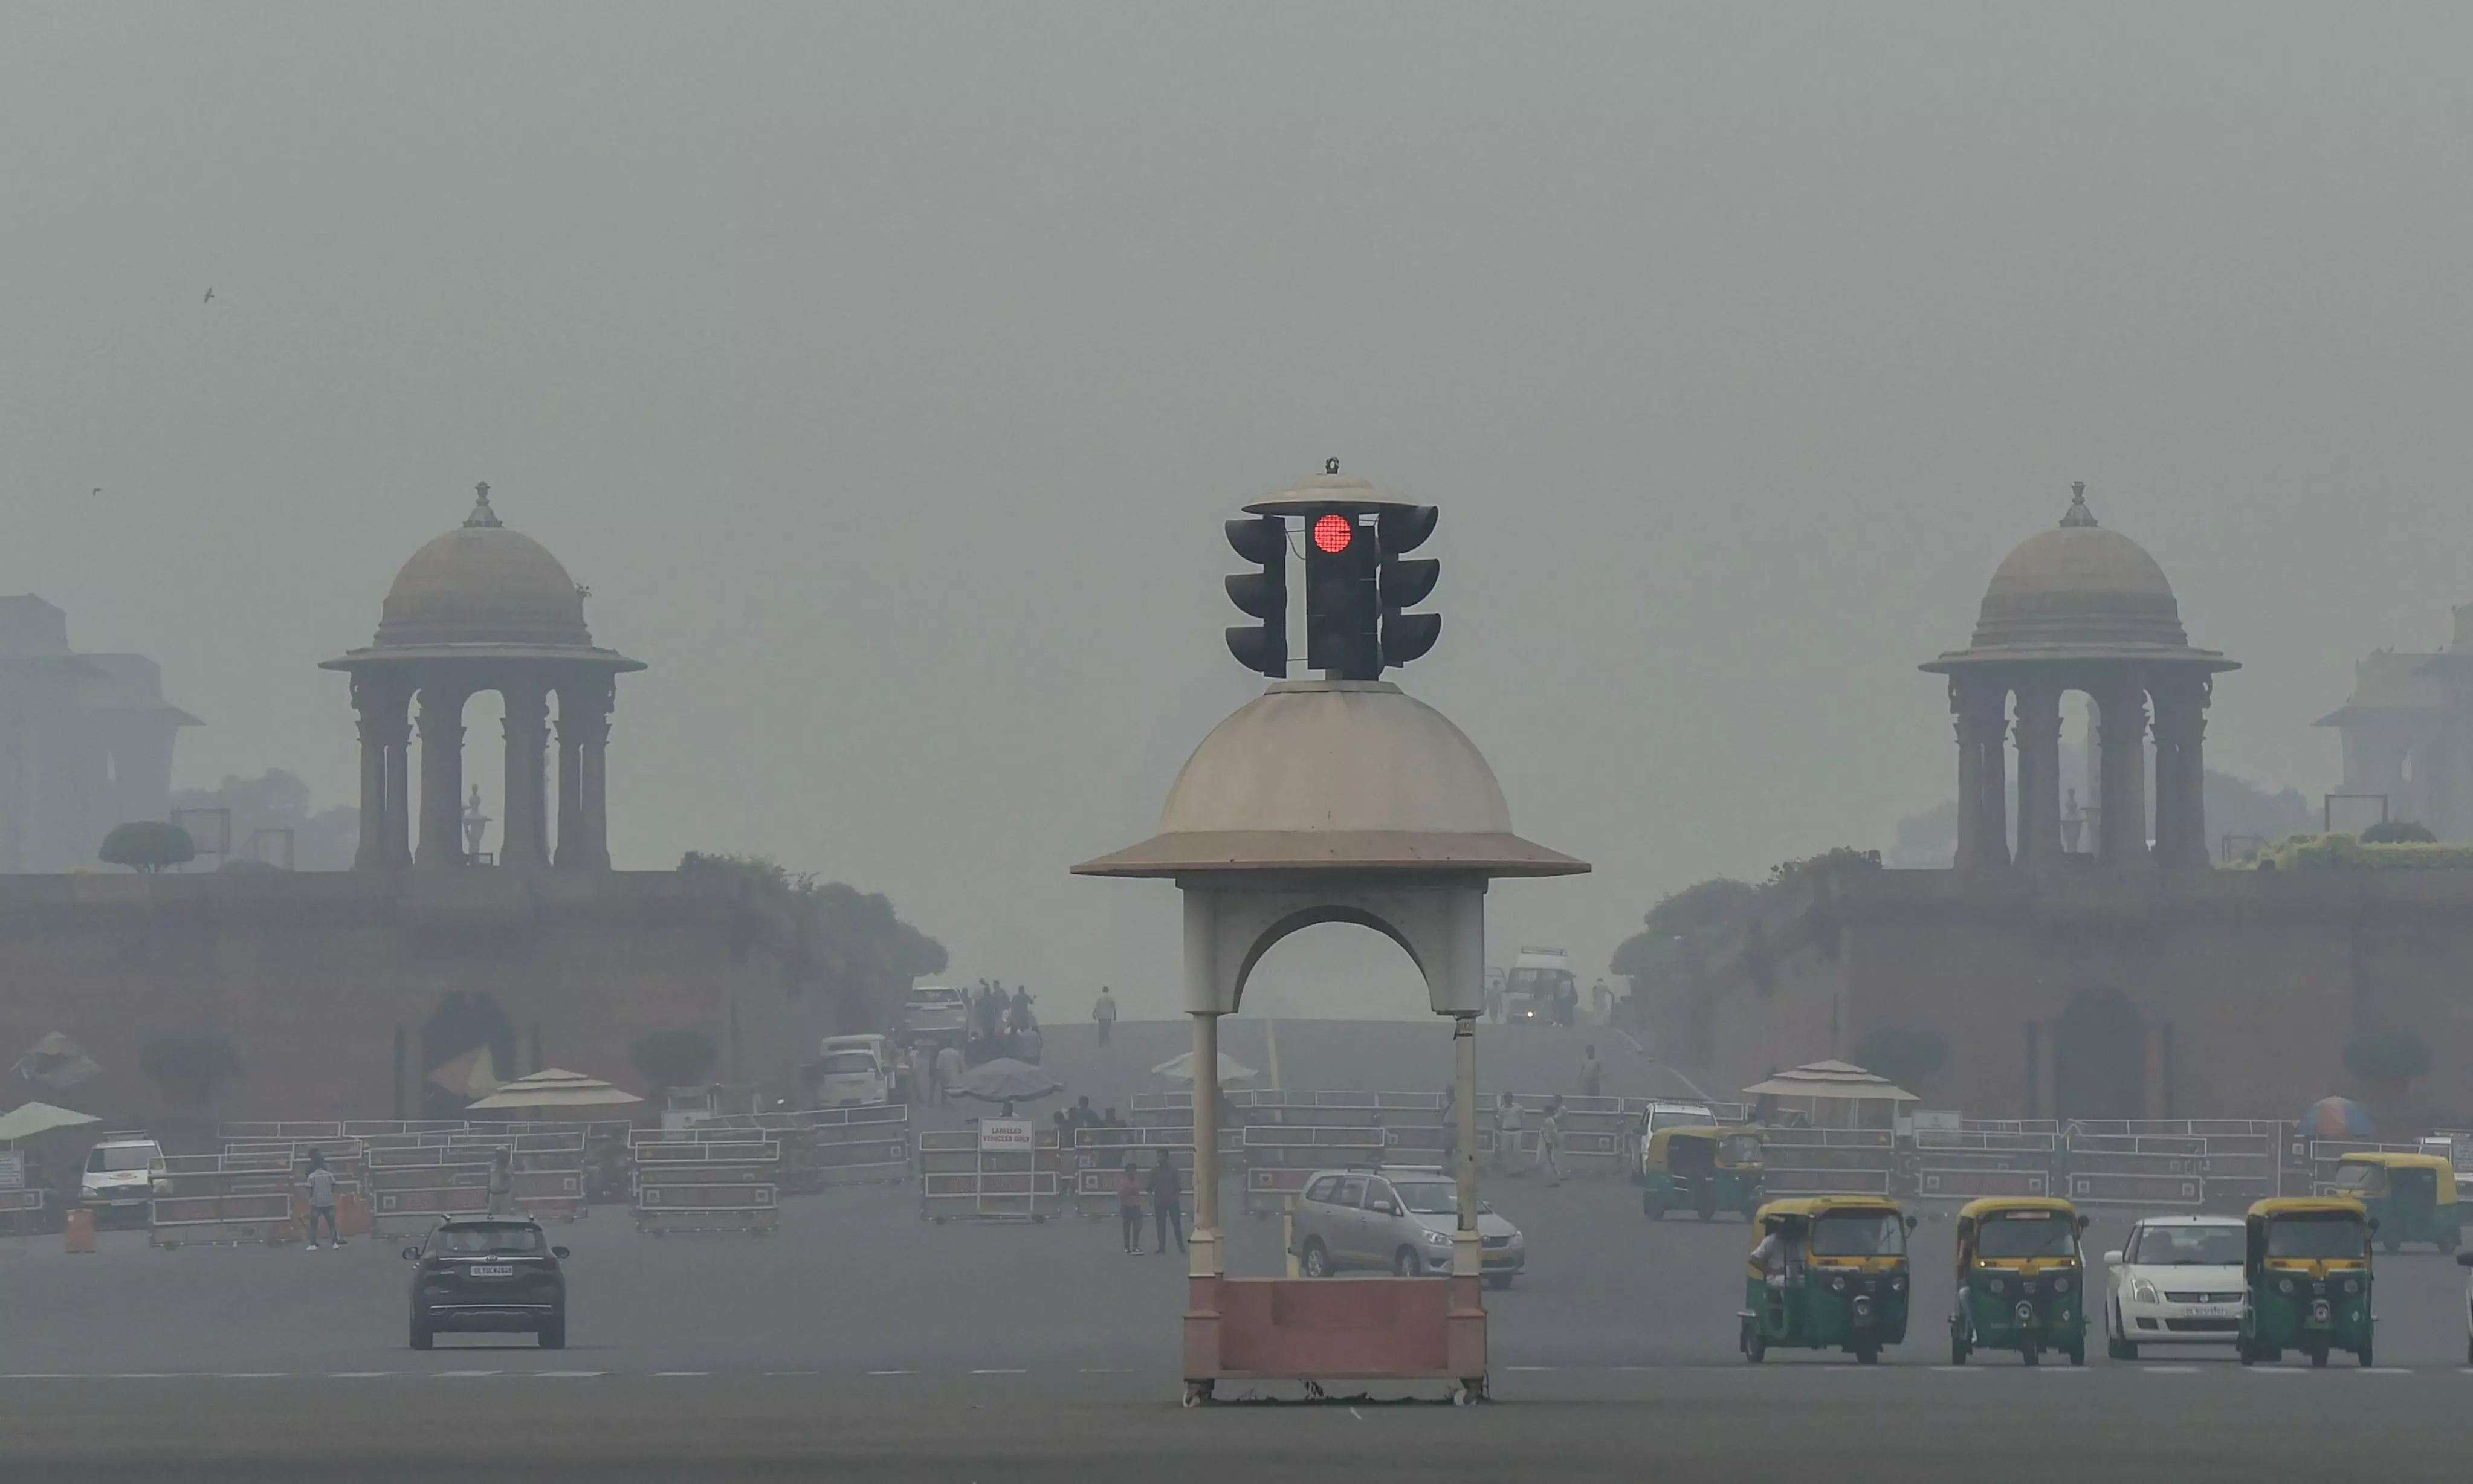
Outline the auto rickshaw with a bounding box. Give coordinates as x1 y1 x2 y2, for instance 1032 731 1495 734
1640 1125 1765 1221
1948 1196 2090 1366
1738 1196 1918 1364
2239 1197 2374 1367
2328 1152 2460 1253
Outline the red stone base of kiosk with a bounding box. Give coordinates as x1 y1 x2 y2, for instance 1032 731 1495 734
1181 1274 1488 1406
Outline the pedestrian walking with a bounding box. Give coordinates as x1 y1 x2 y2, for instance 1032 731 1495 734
1149 1149 1185 1255
935 1042 965 1106
909 1040 933 1105
1537 1098 1566 1186
1493 1093 1524 1175
303 1149 343 1250
1092 986 1117 1046
1579 1044 1603 1098
487 1146 516 1215
1117 1157 1145 1254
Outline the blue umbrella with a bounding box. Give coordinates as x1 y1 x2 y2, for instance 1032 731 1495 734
2300 1096 2374 1138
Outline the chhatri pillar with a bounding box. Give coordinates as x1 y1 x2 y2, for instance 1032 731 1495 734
326 484 644 872
1923 484 2237 873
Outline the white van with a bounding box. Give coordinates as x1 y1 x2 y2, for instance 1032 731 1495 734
815 1034 894 1108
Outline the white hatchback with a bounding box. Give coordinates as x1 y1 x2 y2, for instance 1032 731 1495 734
2103 1215 2247 1358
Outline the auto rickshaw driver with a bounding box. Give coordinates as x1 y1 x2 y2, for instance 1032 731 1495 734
2239 1197 2375 1367
1948 1196 2091 1367
1739 1197 1916 1364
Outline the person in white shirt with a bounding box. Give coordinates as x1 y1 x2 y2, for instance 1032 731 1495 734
1091 987 1118 1046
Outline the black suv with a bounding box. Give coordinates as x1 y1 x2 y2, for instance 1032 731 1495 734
404 1218 570 1350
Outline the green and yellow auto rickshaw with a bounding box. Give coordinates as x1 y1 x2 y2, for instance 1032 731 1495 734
1640 1126 1765 1221
2239 1197 2374 1367
1948 1196 2090 1366
1738 1196 1918 1364
2329 1152 2460 1253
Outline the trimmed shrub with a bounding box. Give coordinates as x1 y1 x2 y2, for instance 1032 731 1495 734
2360 819 2439 844
100 821 197 873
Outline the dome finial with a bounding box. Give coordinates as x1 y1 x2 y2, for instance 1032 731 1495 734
2060 480 2097 528
464 482 503 529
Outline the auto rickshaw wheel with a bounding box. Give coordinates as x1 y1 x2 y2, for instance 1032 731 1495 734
2237 1342 2256 1367
2308 1344 2328 1368
2065 1340 2084 1367
2022 1343 2040 1367
2356 1339 2372 1367
1855 1342 1878 1366
1744 1327 1766 1364
1948 1332 1968 1366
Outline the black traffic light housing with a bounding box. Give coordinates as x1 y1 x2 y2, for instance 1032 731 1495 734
1221 463 1443 683
1303 509 1379 680
1222 515 1288 678
1377 505 1441 668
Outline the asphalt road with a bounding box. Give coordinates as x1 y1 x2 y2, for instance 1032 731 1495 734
5 1021 2470 1481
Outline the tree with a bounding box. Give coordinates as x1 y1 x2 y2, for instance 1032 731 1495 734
138 1027 239 1105
630 1028 718 1092
2343 1030 2431 1097
1852 1027 1949 1091
100 821 196 873
678 852 947 1028
2361 819 2439 845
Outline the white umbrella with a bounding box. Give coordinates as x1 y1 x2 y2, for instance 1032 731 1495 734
1741 1059 1918 1102
0 1101 99 1143
465 1067 644 1111
1149 1050 1259 1086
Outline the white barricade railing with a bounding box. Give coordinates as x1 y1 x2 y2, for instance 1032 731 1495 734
150 1153 303 1247
633 1137 782 1234
917 1128 1067 1222
1069 1128 1195 1219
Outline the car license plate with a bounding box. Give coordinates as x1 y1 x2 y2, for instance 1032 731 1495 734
469 1265 515 1277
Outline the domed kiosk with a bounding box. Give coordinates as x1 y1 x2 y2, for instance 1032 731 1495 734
325 485 642 871
1077 468 1585 1406
1921 485 2235 871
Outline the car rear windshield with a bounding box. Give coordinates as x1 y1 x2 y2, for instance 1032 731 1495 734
2129 1225 2244 1265
1975 1213 2075 1259
2331 1164 2385 1193
435 1225 547 1256
86 1145 160 1172
2266 1213 2365 1259
1810 1212 1906 1257
821 1052 878 1074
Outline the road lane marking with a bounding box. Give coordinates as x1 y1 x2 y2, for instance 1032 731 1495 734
1929 1366 1982 1372
1 1373 74 1379
2144 1366 2199 1374
106 1373 176 1379
329 1372 396 1379
867 1370 916 1376
1505 1366 1556 1372
971 1369 1027 1375
2361 1367 2411 1375
764 1370 819 1377
218 1373 288 1379
433 1370 502 1378
653 1372 710 1378
535 1371 605 1378
1077 1367 1120 1373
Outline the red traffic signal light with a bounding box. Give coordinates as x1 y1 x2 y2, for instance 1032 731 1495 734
1311 514 1354 554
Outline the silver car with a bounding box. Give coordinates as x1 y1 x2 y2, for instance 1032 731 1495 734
1288 1166 1525 1289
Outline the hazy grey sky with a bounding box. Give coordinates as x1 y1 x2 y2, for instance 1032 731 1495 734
7 4 2471 1015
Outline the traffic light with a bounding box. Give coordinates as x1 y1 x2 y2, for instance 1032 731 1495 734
1222 515 1288 677
1377 505 1441 668
1304 509 1379 679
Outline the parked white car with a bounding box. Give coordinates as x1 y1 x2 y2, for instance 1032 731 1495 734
2103 1214 2246 1358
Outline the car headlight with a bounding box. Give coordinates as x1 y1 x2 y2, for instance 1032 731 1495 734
2341 1277 2359 1295
2129 1276 2160 1304
2053 1275 2071 1294
1987 1277 2006 1295
1425 1229 1452 1245
2277 1277 2295 1295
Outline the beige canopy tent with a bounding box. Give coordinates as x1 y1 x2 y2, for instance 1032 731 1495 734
464 1068 644 1112
1743 1060 1918 1130
1151 1051 1259 1087
0 1101 100 1144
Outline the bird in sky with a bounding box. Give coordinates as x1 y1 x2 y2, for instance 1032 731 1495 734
91 488 100 497
202 288 213 303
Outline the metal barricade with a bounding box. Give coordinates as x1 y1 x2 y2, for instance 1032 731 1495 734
916 1128 1065 1222
150 1152 300 1247
1913 1129 2058 1204
632 1137 781 1234
1240 1125 1382 1216
2061 1128 2206 1209
1758 1128 1897 1196
366 1144 496 1236
806 1105 911 1188
1068 1126 1195 1219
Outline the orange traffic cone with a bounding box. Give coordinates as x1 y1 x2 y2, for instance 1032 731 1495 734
64 1207 95 1254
